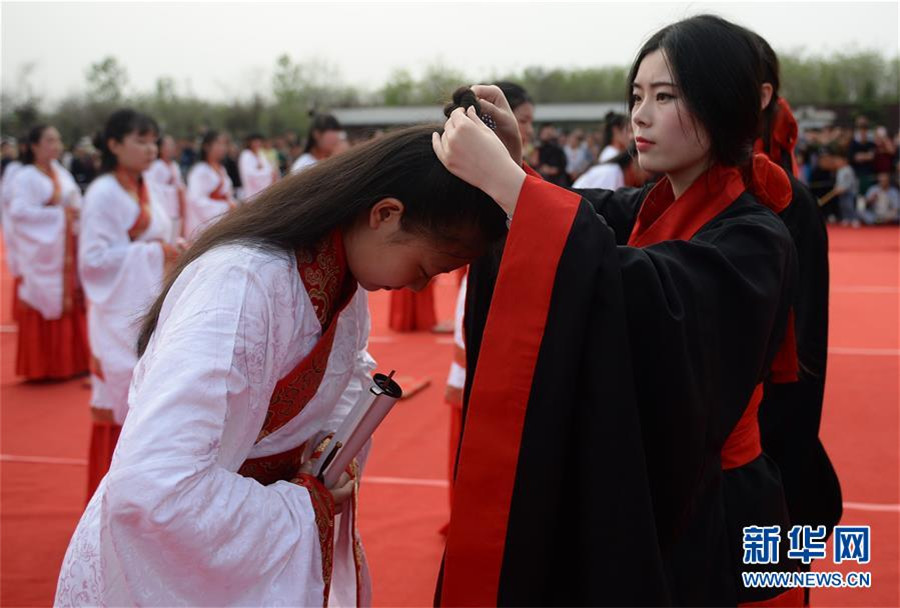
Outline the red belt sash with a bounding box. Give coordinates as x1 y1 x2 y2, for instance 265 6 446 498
721 384 763 470
238 229 357 483
208 163 230 202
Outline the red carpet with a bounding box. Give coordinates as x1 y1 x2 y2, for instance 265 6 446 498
1 226 897 606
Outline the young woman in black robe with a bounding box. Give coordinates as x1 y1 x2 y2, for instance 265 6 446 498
753 33 843 603
433 15 804 607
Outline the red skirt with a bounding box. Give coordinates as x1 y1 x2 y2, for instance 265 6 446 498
87 413 122 502
11 276 23 323
389 284 437 332
16 293 90 380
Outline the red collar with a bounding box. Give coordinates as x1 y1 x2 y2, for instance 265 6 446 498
628 164 745 247
115 169 149 205
628 157 792 248
36 163 62 205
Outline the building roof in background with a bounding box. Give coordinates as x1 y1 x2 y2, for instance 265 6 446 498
331 102 629 127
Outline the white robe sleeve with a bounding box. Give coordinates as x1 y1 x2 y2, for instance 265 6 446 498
144 160 181 221
446 275 467 390
9 168 66 318
79 181 165 310
101 253 330 606
239 150 274 200
1 162 23 277
572 163 625 190
185 165 231 239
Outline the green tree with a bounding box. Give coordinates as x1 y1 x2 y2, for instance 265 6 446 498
85 56 128 104
1 62 45 137
380 69 417 106
417 61 469 105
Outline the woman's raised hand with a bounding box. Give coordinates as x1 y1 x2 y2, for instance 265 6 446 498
432 106 526 217
470 84 523 164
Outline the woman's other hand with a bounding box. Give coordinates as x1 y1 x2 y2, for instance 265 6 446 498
471 84 522 164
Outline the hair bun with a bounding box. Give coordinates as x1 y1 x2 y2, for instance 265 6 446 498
443 86 496 130
444 86 482 118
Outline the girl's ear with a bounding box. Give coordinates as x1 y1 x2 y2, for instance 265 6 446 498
760 83 774 111
368 197 405 229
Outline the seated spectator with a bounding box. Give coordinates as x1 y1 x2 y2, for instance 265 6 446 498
861 172 900 224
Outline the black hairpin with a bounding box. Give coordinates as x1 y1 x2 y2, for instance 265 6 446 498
481 113 497 131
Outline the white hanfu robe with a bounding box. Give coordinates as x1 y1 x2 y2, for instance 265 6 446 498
144 158 185 241
9 161 81 320
56 243 376 607
445 274 467 403
238 148 277 201
79 174 172 423
572 162 625 190
599 144 620 163
1 160 24 278
291 152 318 174
184 161 233 240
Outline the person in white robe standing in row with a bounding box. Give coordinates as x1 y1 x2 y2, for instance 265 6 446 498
55 119 508 607
79 109 182 501
144 134 186 241
9 125 89 380
184 130 236 239
238 132 279 202
291 113 346 174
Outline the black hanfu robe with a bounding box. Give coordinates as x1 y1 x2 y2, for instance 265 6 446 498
440 159 804 606
756 104 843 540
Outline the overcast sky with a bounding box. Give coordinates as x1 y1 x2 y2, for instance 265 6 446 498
2 1 898 106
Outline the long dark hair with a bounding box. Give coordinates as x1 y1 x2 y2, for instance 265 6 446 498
21 124 52 165
602 111 627 149
137 122 507 355
304 113 341 154
94 109 159 173
627 14 762 168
